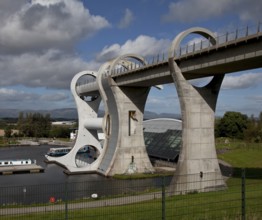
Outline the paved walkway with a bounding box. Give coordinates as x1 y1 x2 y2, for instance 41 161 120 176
0 192 162 216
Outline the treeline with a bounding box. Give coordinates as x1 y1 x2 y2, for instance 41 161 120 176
4 112 75 138
215 111 262 143
2 111 262 142
17 112 51 137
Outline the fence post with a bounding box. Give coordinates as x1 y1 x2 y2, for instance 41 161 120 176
241 168 246 220
162 177 166 220
65 181 68 220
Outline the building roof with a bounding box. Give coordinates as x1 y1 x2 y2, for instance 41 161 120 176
143 118 182 162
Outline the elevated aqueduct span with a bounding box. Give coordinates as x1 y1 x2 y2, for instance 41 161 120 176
46 24 262 193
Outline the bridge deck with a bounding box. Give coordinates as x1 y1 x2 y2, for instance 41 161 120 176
77 26 262 95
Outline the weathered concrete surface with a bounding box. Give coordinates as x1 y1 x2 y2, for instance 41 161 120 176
169 64 226 193
98 75 154 175
168 27 226 193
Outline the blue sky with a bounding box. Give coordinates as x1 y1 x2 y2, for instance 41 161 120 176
0 0 261 117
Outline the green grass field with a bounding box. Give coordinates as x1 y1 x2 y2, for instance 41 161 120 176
218 146 262 169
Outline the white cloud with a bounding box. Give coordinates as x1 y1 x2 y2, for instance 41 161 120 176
0 88 37 101
162 0 262 23
0 1 109 91
0 0 110 54
118 8 134 29
39 92 69 101
246 95 262 103
146 94 180 114
0 88 68 102
0 0 28 19
0 88 23 101
96 35 171 62
0 49 99 89
31 0 63 6
222 72 262 90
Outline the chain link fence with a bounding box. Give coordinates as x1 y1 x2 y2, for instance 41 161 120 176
0 169 261 219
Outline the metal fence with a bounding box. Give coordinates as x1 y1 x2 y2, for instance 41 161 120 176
0 169 261 219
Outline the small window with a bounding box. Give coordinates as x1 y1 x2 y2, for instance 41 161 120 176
129 111 137 136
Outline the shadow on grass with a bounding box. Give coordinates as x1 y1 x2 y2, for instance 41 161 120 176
232 167 262 179
219 161 262 179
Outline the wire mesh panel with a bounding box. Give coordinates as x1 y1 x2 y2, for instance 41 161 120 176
0 170 261 220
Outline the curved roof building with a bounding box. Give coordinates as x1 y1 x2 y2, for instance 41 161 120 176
143 118 182 162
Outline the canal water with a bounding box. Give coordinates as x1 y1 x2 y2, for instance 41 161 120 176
0 145 104 186
0 145 171 205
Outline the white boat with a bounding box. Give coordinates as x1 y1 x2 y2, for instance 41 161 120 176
46 146 89 157
0 159 36 167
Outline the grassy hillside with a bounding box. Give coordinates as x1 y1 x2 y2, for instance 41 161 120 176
216 138 262 168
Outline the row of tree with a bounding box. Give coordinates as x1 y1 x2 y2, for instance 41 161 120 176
17 112 51 137
3 111 262 142
215 111 262 143
4 112 75 139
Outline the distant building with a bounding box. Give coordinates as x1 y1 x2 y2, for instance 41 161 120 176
82 118 182 162
0 129 19 137
52 121 75 126
143 118 182 162
70 131 77 140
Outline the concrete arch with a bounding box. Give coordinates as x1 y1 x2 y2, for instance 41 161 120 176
168 27 216 59
109 53 147 75
168 28 226 193
45 70 103 173
97 54 154 176
95 61 114 174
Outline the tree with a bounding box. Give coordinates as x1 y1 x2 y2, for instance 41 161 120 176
216 111 248 139
17 112 51 138
244 112 262 143
4 126 12 138
49 126 71 138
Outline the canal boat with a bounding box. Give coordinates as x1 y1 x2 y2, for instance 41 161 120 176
0 159 36 166
46 146 89 157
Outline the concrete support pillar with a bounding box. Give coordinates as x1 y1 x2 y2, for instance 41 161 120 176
169 61 226 193
45 71 103 173
168 27 227 193
108 84 154 175
97 55 154 176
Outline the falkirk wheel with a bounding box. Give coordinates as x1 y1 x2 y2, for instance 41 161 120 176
46 27 227 193
46 55 154 176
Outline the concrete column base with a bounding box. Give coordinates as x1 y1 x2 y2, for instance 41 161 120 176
97 55 154 176
169 60 226 193
104 84 154 176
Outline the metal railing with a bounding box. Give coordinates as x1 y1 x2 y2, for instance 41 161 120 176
176 22 262 57
0 169 261 219
76 22 262 94
110 22 262 76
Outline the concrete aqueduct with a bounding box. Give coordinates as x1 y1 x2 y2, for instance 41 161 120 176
46 25 262 193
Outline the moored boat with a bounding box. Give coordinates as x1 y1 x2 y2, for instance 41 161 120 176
0 159 36 166
46 146 89 157
46 147 71 157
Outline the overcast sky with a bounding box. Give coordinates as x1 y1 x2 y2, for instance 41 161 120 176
0 0 261 117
